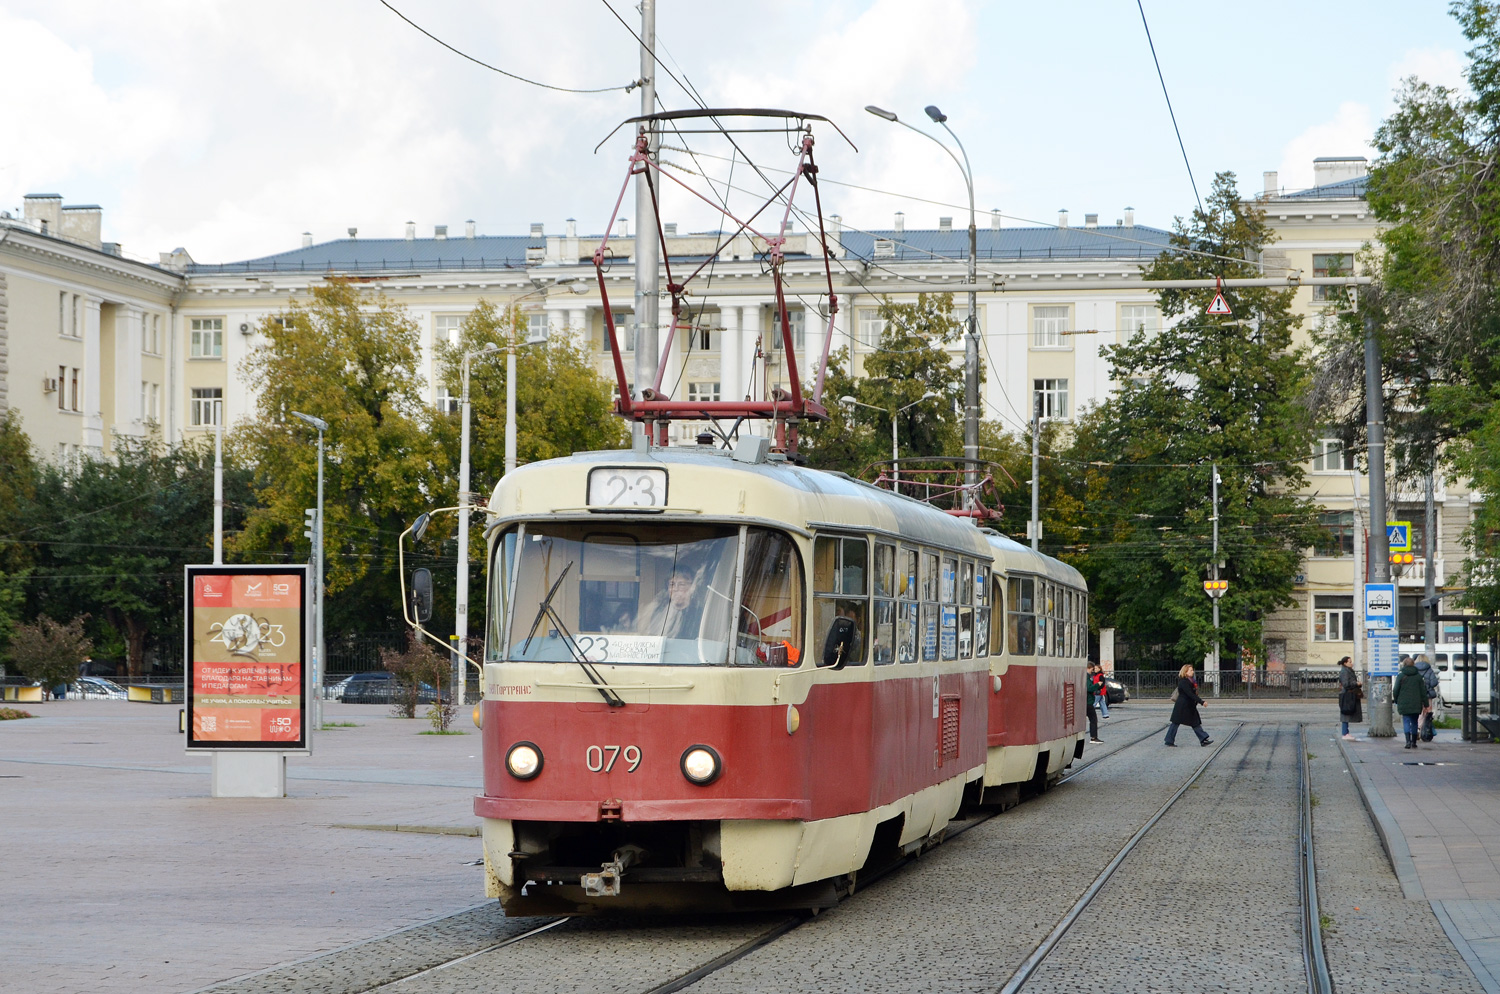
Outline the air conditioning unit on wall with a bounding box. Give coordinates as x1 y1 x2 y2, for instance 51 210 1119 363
42 376 58 394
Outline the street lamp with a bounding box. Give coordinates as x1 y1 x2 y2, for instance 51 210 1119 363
289 410 327 731
865 103 980 500
840 391 941 495
454 342 501 708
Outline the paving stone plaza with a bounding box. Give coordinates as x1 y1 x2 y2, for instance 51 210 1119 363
5 698 1500 994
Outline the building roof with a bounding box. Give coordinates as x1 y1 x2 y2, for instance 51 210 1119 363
185 235 536 275
190 222 1177 275
1275 176 1369 200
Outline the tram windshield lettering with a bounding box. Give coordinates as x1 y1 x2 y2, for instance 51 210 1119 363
494 524 805 666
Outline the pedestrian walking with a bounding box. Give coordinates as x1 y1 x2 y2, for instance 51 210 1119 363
1393 654 1431 749
1414 654 1441 741
1336 656 1362 740
1085 663 1102 744
1164 664 1212 747
1090 661 1110 719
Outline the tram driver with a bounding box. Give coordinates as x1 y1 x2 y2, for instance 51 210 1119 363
635 561 708 639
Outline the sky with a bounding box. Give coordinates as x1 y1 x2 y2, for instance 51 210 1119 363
0 1 1472 265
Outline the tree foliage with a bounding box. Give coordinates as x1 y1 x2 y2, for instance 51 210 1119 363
801 294 963 476
1069 173 1323 665
0 411 37 654
1352 0 1500 610
7 615 93 695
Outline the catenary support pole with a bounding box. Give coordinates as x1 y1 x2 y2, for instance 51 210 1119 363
1366 314 1394 737
213 414 223 565
1211 462 1220 698
632 0 658 435
1425 463 1437 662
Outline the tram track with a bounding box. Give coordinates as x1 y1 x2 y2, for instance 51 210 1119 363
995 721 1334 994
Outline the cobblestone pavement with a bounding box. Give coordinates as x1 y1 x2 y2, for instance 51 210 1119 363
1308 731 1484 994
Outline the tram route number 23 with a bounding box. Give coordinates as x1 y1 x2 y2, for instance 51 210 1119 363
586 744 642 773
587 467 668 508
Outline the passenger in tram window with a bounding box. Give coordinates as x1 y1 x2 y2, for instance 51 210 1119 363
638 563 707 639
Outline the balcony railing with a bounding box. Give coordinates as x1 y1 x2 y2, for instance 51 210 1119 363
1394 557 1444 587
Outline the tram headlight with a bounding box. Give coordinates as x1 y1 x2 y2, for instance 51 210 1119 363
680 745 722 785
506 741 543 780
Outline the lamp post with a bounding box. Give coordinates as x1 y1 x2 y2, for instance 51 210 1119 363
866 104 980 500
290 411 326 731
455 342 501 709
840 391 940 495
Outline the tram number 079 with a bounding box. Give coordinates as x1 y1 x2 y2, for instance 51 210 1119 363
585 745 642 773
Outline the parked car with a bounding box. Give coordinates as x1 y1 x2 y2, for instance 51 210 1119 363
71 676 129 700
1103 673 1129 705
338 671 439 705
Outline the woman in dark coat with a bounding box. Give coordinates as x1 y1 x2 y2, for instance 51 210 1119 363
1165 664 1212 746
1337 656 1362 739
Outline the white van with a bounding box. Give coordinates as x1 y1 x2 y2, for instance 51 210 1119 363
1398 643 1491 708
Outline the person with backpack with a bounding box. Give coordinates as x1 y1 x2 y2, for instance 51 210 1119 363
1414 654 1441 741
1337 656 1362 740
1393 655 1431 749
1090 661 1110 720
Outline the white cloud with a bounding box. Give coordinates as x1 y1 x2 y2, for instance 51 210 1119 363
1390 45 1467 92
1275 102 1376 194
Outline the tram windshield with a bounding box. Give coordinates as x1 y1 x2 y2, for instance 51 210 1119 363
492 523 805 666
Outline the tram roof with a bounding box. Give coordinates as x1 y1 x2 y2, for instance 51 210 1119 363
494 447 995 556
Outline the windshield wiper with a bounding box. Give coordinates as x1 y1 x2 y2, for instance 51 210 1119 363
520 561 624 708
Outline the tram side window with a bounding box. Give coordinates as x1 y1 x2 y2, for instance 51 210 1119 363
735 529 806 666
940 557 959 660
920 552 939 661
988 574 1003 656
872 543 897 664
486 528 519 661
1009 575 1035 656
1063 589 1073 658
814 535 868 667
898 547 919 663
959 560 975 659
1035 580 1049 656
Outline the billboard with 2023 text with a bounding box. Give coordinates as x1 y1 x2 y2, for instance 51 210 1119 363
185 565 309 751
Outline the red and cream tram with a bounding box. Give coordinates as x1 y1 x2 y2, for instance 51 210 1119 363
473 446 1088 914
450 109 1088 913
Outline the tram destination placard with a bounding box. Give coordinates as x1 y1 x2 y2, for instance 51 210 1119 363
184 565 309 751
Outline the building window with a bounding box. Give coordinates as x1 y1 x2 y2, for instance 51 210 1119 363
57 365 66 411
857 307 885 348
692 324 713 351
771 307 806 351
140 381 148 421
604 311 635 353
687 381 721 403
142 313 162 355
69 367 80 412
434 314 464 347
1317 510 1355 557
150 383 160 422
1311 437 1355 472
1033 379 1069 420
1033 305 1069 347
1120 303 1161 340
1312 253 1354 301
71 294 80 338
434 386 459 414
190 318 224 358
191 387 222 427
1313 594 1355 642
951 305 983 336
526 312 549 341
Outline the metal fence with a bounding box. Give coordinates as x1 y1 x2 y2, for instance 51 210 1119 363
1110 668 1343 700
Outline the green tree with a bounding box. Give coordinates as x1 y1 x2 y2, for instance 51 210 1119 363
981 420 1088 560
0 411 37 656
7 615 93 697
232 282 442 636
24 434 236 677
1348 0 1500 611
801 294 963 477
1071 173 1324 666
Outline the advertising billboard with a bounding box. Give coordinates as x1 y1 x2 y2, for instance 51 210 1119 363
185 565 309 751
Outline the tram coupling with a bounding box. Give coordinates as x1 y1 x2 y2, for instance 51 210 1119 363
580 844 648 898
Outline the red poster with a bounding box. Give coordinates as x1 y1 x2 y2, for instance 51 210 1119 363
186 566 307 749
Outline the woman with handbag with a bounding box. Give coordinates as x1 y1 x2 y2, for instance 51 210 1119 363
1337 656 1362 740
1165 664 1212 746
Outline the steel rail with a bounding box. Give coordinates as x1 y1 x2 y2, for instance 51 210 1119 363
997 722 1246 994
361 916 570 991
1300 724 1335 994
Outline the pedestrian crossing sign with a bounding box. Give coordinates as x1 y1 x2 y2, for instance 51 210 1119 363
1387 521 1411 552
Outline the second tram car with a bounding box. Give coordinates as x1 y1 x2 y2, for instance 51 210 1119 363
472 446 1088 914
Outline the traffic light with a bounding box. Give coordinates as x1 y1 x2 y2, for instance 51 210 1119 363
303 507 319 541
1203 579 1228 599
1389 551 1415 566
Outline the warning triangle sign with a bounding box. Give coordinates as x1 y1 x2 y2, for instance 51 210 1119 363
1207 292 1232 315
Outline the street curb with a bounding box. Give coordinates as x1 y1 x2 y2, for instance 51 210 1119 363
1433 901 1500 994
1334 729 1426 901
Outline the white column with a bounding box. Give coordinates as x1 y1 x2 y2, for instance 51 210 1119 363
719 305 740 404
568 307 587 345
82 296 104 453
740 304 764 432
115 305 144 437
546 308 565 341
